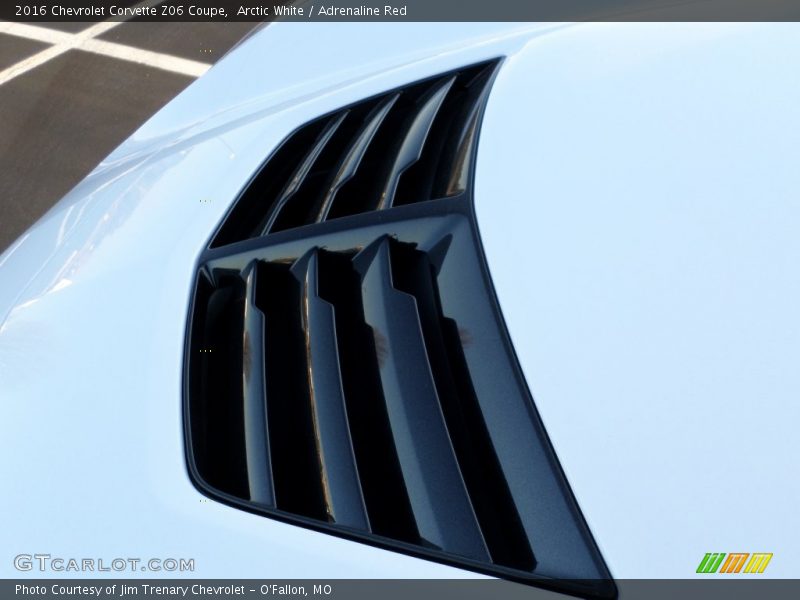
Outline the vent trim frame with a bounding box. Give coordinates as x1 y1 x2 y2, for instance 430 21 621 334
183 58 617 600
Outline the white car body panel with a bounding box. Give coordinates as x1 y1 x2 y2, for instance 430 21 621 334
0 21 797 584
476 23 800 578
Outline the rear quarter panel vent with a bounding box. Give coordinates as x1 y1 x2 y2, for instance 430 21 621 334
185 60 616 599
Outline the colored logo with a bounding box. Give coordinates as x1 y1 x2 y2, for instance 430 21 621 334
696 553 773 574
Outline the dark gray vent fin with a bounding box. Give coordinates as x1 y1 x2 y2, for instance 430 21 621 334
240 261 275 505
355 237 489 561
377 77 456 210
317 93 400 222
292 249 370 530
439 64 497 197
261 111 348 235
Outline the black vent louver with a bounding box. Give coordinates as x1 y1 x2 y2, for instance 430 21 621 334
185 61 616 599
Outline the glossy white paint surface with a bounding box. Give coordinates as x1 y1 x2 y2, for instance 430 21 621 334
476 23 800 578
1 20 797 585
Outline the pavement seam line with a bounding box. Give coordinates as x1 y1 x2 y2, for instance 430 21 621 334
0 0 209 83
0 20 121 84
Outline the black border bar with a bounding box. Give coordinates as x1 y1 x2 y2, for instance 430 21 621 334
4 0 800 22
4 579 800 600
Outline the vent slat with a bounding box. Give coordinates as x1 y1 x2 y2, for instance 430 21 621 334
240 262 275 505
260 262 328 520
390 242 535 571
317 93 400 223
261 111 349 235
355 238 489 561
210 119 331 248
293 250 370 530
435 65 496 198
315 249 420 543
395 65 496 205
377 77 456 210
